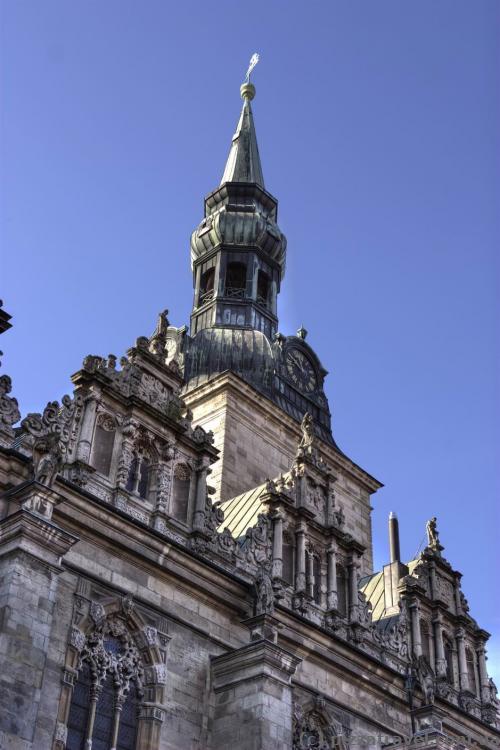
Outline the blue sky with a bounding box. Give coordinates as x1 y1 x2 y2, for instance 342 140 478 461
1 2 499 677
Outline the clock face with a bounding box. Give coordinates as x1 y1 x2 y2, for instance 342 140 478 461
285 348 317 393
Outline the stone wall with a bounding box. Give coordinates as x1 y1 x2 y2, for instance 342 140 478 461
184 373 377 575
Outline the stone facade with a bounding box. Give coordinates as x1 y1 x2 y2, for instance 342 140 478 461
0 75 498 750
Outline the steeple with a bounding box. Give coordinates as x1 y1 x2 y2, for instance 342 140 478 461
189 69 286 341
182 60 334 450
220 82 265 189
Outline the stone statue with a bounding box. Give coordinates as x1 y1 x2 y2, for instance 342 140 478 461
416 655 435 705
426 517 440 550
298 412 314 451
488 677 498 705
32 433 63 487
254 563 275 615
0 374 21 447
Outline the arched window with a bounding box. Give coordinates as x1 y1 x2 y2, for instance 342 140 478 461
313 555 322 605
256 270 270 307
421 620 431 663
466 648 477 695
66 624 142 750
336 565 348 617
199 267 215 305
171 463 191 523
126 455 151 500
444 636 454 684
91 414 116 476
224 262 247 299
282 537 295 586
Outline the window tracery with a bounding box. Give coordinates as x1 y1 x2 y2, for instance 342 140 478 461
66 617 143 750
293 698 346 750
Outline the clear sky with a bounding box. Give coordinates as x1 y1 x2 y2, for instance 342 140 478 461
1 1 499 678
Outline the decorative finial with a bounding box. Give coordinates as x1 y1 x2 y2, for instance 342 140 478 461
241 52 259 102
297 325 308 340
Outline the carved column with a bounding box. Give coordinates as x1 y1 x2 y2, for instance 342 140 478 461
295 522 307 593
409 599 422 658
433 612 447 678
116 422 136 490
348 555 359 620
110 694 126 750
476 644 490 703
193 458 209 531
76 396 98 463
456 628 469 692
307 549 314 599
327 542 338 610
154 459 172 517
85 683 102 747
271 512 283 580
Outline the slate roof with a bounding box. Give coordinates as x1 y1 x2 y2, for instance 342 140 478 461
217 482 268 538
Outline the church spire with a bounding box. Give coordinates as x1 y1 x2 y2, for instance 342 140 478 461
220 82 265 189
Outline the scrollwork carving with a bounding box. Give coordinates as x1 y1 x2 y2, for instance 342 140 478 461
20 393 83 487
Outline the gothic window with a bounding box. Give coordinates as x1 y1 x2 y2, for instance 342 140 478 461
91 414 116 476
66 620 142 750
199 267 215 305
336 565 348 617
282 538 295 586
256 270 270 307
466 648 477 695
224 262 247 299
66 662 91 750
171 462 191 523
293 701 344 750
126 456 151 500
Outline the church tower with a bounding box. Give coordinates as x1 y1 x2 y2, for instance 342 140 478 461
165 76 371 507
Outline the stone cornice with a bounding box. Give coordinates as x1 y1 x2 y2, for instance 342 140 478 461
211 639 301 690
0 508 79 570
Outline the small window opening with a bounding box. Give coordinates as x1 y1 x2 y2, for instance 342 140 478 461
199 268 215 305
224 262 247 299
126 456 150 500
256 270 270 307
171 463 191 523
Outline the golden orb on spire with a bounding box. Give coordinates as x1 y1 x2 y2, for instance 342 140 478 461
240 82 256 101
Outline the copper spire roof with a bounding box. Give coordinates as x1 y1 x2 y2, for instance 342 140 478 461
220 82 265 188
